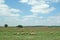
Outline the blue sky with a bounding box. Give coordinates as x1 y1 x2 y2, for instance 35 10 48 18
0 0 60 26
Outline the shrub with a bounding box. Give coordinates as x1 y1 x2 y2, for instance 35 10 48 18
16 25 23 28
4 24 8 27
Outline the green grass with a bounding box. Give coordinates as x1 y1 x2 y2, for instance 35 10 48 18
0 27 60 40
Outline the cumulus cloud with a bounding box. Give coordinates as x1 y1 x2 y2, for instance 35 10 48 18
20 0 56 14
0 0 21 16
18 0 60 26
0 0 60 26
0 0 22 26
30 5 55 13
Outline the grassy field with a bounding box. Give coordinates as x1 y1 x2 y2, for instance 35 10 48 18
0 27 60 40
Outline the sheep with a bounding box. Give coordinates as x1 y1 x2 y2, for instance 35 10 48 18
13 32 20 35
30 32 36 35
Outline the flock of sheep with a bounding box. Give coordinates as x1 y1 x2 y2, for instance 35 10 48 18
14 32 36 35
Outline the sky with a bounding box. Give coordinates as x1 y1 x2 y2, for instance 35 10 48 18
0 0 60 26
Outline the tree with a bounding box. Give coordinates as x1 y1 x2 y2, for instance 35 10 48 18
16 25 23 28
4 24 8 27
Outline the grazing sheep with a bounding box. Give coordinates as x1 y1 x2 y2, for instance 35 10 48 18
13 32 20 35
21 32 25 35
30 32 36 35
16 32 20 35
21 32 28 35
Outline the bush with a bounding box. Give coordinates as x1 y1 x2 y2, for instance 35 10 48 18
4 24 8 27
16 25 23 28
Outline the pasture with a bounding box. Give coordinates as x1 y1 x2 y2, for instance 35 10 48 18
0 27 60 40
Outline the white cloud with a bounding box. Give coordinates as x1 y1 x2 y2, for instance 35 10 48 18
20 0 28 3
22 13 38 22
0 0 22 16
0 0 5 4
0 14 60 26
0 16 21 26
0 0 22 26
20 0 55 14
30 5 55 13
15 16 60 26
0 0 60 26
8 14 20 16
22 16 35 21
10 8 21 12
28 0 39 5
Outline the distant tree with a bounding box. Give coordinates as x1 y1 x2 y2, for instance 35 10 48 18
16 25 23 28
4 24 8 27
